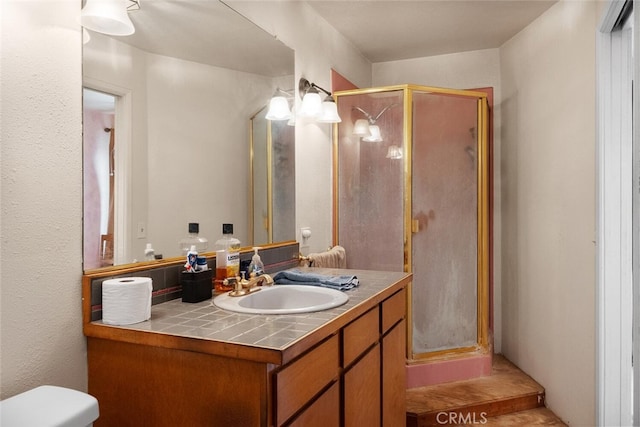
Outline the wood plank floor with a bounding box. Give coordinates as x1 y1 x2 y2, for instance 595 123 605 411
406 354 567 426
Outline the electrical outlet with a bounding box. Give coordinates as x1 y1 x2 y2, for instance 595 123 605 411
137 222 146 239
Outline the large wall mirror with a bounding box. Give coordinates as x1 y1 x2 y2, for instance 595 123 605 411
250 107 296 246
82 0 295 271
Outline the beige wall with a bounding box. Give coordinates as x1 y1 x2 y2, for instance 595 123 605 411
0 0 86 397
372 2 599 424
500 1 596 425
225 0 372 253
0 1 601 424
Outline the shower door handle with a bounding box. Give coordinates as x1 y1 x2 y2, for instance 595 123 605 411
411 219 420 233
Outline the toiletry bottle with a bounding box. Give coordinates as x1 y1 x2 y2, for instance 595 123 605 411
144 243 155 261
179 222 208 255
214 224 241 292
214 249 228 292
186 245 198 272
196 256 208 271
248 247 264 277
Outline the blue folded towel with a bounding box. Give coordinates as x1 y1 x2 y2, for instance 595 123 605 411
273 269 359 291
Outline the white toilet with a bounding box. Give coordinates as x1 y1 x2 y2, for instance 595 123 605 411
0 385 99 427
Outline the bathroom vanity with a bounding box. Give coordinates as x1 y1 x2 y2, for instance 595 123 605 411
83 268 411 426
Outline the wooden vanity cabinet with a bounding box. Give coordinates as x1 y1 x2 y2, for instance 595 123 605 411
382 289 408 426
343 288 407 427
86 285 407 427
280 288 407 427
275 335 340 425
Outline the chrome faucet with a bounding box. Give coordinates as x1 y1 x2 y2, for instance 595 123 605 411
227 273 274 297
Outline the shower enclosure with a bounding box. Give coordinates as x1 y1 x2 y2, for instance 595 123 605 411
249 105 296 246
333 85 490 360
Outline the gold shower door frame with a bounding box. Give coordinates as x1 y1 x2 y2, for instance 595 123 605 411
249 106 274 245
332 84 490 361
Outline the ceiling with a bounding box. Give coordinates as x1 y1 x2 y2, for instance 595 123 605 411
305 0 557 62
88 0 557 73
112 1 294 76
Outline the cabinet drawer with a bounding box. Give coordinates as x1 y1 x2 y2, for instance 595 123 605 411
275 335 339 425
343 306 379 367
382 288 406 333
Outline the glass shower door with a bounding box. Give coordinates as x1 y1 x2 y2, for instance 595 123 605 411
411 91 483 356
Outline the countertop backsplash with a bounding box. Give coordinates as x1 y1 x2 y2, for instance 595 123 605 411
88 242 300 322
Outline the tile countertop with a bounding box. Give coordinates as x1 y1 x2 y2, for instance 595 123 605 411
87 268 412 365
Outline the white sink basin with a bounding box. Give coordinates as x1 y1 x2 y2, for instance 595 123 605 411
213 285 349 314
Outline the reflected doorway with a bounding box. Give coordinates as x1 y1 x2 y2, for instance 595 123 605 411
83 88 116 269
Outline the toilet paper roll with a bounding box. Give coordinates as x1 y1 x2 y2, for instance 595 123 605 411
102 277 152 326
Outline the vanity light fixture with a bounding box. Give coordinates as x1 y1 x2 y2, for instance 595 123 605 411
317 97 342 123
265 88 293 121
352 104 398 142
82 28 91 44
287 107 296 126
386 145 403 160
363 125 383 142
81 0 139 36
298 78 342 123
353 119 371 137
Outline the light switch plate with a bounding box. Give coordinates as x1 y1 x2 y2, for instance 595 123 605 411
137 222 146 238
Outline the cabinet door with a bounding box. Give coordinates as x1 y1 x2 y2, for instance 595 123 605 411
287 381 340 427
344 344 381 427
383 319 406 426
275 335 339 425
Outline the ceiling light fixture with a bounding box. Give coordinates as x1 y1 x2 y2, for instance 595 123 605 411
81 0 138 36
298 78 341 123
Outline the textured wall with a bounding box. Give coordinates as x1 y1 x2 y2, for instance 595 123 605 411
0 0 86 397
500 1 596 425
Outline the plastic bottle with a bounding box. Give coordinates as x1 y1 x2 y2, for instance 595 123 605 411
186 245 198 272
144 243 155 261
179 222 208 255
214 224 241 292
248 247 264 277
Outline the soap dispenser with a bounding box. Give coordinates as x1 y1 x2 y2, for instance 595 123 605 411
248 247 264 277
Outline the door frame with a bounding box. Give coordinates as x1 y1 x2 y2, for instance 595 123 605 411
595 1 636 425
83 78 132 267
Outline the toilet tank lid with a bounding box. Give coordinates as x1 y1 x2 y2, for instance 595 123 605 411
0 385 99 427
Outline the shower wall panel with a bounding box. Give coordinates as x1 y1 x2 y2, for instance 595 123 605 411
337 91 405 272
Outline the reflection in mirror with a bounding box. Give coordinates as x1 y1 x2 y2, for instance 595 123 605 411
82 1 295 270
250 107 296 245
